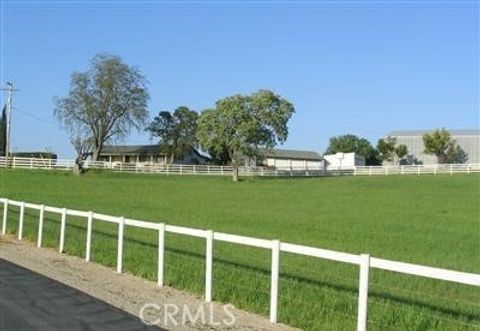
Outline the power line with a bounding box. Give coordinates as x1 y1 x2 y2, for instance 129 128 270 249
13 106 59 126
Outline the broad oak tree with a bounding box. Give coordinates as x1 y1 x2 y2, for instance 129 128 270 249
198 90 295 181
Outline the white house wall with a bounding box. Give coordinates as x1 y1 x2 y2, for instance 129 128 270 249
324 152 364 169
306 161 323 169
264 158 323 169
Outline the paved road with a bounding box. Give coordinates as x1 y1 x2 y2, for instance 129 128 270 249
0 259 165 331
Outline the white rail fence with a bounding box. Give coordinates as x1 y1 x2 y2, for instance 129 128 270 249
1 197 479 331
1 156 479 177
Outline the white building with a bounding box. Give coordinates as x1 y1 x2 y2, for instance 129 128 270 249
386 129 480 164
246 149 324 169
323 152 365 170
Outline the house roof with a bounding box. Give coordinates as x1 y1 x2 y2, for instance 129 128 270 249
100 144 210 159
387 129 480 137
264 148 323 161
100 145 167 155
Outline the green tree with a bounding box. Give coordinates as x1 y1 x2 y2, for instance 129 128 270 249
0 105 5 156
196 109 232 165
377 136 408 164
204 140 231 165
198 90 295 181
422 128 455 164
445 144 468 164
147 106 199 163
325 134 380 165
395 144 408 162
54 54 149 161
376 136 397 163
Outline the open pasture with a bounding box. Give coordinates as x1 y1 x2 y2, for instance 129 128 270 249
1 169 479 330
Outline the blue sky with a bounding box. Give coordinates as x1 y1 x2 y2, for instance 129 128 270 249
1 1 479 158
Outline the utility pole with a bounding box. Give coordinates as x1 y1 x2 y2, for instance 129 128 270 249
1 82 20 168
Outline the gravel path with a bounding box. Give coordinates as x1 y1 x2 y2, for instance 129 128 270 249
0 236 299 331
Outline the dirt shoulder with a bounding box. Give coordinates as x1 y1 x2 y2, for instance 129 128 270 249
0 236 299 331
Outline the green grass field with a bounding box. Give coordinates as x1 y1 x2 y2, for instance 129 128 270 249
1 169 479 330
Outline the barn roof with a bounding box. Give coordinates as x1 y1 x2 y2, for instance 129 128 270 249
100 145 166 155
387 129 480 137
264 148 323 161
101 144 210 159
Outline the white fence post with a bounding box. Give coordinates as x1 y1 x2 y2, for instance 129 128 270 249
117 217 125 274
205 230 214 302
2 199 8 235
270 239 280 323
157 223 165 287
450 164 453 174
59 208 67 253
86 211 93 262
18 202 25 240
37 204 45 248
369 166 372 176
356 254 370 331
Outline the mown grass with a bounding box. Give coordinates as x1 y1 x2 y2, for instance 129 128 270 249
1 169 479 330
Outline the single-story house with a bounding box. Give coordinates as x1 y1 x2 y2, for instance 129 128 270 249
245 148 324 169
323 152 365 170
98 145 209 165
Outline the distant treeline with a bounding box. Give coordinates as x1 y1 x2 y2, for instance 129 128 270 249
9 152 57 159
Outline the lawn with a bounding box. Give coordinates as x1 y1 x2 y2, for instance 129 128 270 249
1 169 479 330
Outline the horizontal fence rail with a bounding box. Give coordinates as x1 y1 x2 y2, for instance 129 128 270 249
1 197 479 331
1 156 479 178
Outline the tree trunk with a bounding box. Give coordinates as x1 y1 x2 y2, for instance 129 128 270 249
437 154 446 164
232 164 239 182
170 152 175 164
73 156 84 176
92 147 101 161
